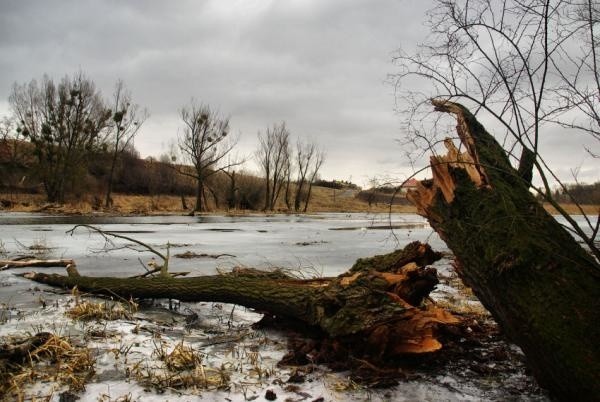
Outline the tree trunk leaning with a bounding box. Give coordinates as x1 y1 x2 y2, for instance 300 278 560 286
24 242 458 357
406 100 600 401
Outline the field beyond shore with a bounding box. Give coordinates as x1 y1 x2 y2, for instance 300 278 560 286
1 186 598 216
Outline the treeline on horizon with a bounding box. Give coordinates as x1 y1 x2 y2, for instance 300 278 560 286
0 72 367 212
1 73 598 211
544 182 600 205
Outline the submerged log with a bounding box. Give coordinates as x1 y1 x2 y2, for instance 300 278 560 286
24 242 458 356
407 100 600 401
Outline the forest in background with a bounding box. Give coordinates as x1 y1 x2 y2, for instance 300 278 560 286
0 74 340 212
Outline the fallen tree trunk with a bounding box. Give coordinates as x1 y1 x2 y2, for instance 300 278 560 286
0 258 75 271
24 242 458 356
407 100 600 401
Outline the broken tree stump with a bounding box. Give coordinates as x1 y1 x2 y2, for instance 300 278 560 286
407 100 600 401
23 241 458 357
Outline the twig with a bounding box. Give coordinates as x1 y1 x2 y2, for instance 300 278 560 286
67 225 167 261
67 224 171 276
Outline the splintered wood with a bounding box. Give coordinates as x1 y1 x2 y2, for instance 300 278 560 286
407 100 489 215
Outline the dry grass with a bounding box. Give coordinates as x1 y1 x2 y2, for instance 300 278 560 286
163 341 203 372
326 374 364 392
14 236 54 258
3 190 597 215
97 393 134 402
542 202 599 215
111 194 193 214
131 339 231 392
67 299 138 321
0 333 95 399
306 186 417 213
0 192 193 215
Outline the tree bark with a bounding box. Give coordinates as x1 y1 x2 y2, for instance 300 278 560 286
23 242 458 357
406 100 600 401
105 146 119 208
195 179 203 212
303 181 314 212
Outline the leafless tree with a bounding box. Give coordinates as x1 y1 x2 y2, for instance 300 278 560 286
9 73 111 203
176 102 240 212
0 116 28 197
283 150 294 210
104 80 148 207
551 0 600 145
294 139 317 211
221 154 247 211
302 148 325 212
392 0 599 253
256 122 291 211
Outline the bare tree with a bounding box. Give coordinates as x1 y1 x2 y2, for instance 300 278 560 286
283 150 294 210
221 154 247 211
303 149 325 212
176 102 240 212
392 0 599 255
551 0 600 146
9 73 111 203
256 122 291 211
294 140 316 211
104 80 148 207
0 116 27 198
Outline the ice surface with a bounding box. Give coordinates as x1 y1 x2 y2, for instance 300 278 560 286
0 213 553 401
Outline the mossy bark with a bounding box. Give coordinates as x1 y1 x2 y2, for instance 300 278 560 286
407 100 600 401
24 242 458 356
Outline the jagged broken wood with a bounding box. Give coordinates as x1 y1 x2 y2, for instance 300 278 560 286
407 100 600 401
23 241 458 356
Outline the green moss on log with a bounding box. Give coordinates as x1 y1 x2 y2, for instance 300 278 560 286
410 100 600 401
348 241 441 273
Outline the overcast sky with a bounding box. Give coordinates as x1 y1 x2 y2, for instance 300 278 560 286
0 0 598 187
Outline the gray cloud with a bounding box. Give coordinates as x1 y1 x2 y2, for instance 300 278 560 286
0 0 597 187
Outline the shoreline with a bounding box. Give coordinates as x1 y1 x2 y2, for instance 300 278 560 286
0 191 418 216
1 192 597 217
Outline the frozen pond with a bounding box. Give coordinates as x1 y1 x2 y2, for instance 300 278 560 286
0 212 443 298
0 212 552 401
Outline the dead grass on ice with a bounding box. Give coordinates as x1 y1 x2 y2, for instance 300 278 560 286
67 299 138 321
0 333 95 400
130 339 232 393
129 328 281 395
0 290 296 399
